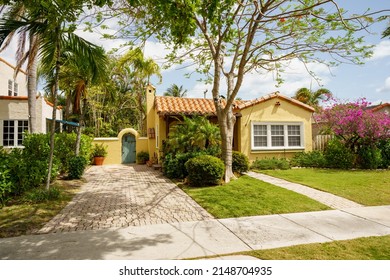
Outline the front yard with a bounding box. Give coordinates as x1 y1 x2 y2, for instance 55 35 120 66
0 180 81 238
260 169 390 206
182 175 330 218
243 235 390 260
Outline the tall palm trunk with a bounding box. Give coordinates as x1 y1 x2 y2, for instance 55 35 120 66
27 52 38 133
75 97 86 156
46 28 61 190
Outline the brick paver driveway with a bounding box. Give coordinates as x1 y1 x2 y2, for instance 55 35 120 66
38 165 213 233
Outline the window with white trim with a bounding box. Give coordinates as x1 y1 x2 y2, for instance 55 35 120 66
2 120 29 147
252 122 304 150
8 79 18 96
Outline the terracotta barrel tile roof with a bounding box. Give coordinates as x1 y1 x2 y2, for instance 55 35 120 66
154 92 315 116
155 96 217 116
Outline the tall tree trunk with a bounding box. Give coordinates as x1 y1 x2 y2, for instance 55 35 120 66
46 30 61 190
27 49 38 133
75 97 86 156
218 108 236 183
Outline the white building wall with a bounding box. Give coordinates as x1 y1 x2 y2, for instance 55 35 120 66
0 58 28 97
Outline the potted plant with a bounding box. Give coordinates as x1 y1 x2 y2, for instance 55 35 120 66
92 143 108 165
136 151 149 164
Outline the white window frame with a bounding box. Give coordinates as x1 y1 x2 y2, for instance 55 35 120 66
7 79 18 96
251 122 304 150
2 120 29 147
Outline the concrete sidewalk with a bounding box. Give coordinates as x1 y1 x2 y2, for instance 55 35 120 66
1 205 390 260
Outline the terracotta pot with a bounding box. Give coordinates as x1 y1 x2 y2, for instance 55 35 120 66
94 156 105 165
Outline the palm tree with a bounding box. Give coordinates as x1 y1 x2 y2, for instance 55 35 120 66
164 84 187 97
0 3 39 133
293 87 332 110
0 0 109 189
118 47 161 135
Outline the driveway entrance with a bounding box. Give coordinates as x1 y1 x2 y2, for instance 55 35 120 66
38 165 212 233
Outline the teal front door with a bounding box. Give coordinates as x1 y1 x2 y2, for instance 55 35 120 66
122 133 136 163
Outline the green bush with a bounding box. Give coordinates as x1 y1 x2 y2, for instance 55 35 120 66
136 151 149 164
290 151 326 168
68 156 88 179
18 134 53 191
232 151 249 174
23 187 61 203
55 133 92 174
163 151 206 179
185 155 224 187
357 145 382 169
251 157 290 170
324 138 355 169
0 149 12 206
378 139 390 169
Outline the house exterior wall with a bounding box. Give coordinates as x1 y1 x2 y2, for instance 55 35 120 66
0 58 28 97
0 96 62 147
238 96 313 162
146 84 157 161
0 58 62 147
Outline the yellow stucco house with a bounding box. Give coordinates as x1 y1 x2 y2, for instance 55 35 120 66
96 84 315 164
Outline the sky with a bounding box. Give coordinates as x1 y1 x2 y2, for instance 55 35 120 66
1 0 389 105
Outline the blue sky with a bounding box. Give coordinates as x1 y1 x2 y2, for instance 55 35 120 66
147 0 390 104
1 1 389 104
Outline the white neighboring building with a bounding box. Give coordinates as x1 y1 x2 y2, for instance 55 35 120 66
0 57 62 147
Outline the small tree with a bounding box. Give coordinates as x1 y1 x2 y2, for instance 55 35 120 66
125 0 387 182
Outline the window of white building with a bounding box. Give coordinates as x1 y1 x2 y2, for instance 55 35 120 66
2 120 29 147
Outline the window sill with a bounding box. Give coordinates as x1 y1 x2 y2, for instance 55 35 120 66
251 147 305 152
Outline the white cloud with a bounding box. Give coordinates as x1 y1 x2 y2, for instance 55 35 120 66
370 41 390 60
185 59 333 101
376 76 390 93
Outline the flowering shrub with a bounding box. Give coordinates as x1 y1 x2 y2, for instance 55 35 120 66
316 98 390 149
317 98 390 169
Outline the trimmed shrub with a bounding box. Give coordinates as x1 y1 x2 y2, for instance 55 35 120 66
232 151 249 174
290 151 326 168
163 151 206 179
68 156 88 179
357 145 382 169
251 157 290 170
324 138 355 169
136 151 149 164
185 155 224 187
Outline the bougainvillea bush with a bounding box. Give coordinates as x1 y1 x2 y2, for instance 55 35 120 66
316 98 390 168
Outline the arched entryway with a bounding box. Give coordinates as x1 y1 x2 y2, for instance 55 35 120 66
118 128 139 164
122 133 136 163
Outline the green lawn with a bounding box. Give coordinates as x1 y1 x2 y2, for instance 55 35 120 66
260 169 390 206
0 180 81 238
244 235 390 260
182 175 330 218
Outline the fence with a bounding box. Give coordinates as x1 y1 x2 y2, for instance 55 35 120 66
313 135 333 151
